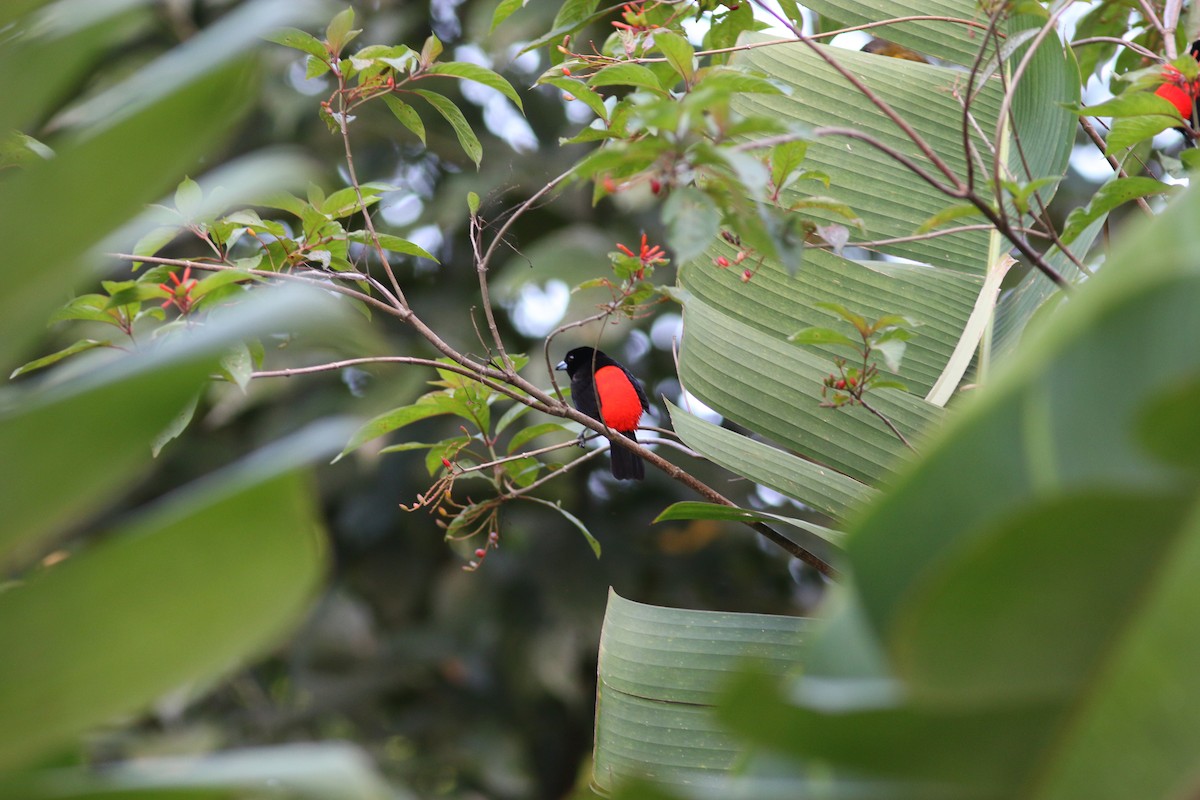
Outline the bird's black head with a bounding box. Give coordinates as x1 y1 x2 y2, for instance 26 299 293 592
556 346 609 377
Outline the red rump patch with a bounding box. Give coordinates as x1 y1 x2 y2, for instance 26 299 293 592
594 365 643 431
1157 82 1195 119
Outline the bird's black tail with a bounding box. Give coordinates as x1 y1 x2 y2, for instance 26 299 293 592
611 430 644 480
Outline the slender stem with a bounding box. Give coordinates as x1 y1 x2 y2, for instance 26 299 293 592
1076 116 1154 216
333 70 408 309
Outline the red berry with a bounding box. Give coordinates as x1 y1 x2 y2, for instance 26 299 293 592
650 179 662 194
475 548 487 558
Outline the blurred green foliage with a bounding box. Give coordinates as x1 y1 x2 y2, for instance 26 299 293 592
1 1 806 798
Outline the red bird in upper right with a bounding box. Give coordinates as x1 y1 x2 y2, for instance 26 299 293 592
1154 40 1200 128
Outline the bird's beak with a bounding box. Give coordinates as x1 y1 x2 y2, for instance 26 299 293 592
554 360 567 371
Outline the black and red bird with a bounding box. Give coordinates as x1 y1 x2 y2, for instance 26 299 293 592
1154 40 1200 139
556 347 649 481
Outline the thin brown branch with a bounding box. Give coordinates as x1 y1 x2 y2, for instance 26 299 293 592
249 356 554 413
1076 116 1155 217
1070 36 1160 61
1137 0 1171 58
332 70 408 310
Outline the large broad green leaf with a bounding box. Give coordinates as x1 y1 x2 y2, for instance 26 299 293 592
731 38 1000 271
673 13 1077 509
677 291 939 485
0 421 350 773
713 182 1200 799
0 288 352 570
681 249 982 397
593 590 808 794
801 0 983 66
666 399 874 520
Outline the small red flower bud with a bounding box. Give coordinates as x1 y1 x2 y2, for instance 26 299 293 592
562 66 572 76
603 176 617 193
488 531 499 543
715 256 730 267
475 548 487 558
835 379 846 390
741 268 753 282
441 457 453 469
650 178 662 194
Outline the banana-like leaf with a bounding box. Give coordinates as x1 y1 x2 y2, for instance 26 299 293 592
719 182 1200 798
592 590 809 794
732 38 1001 270
667 399 873 520
677 290 939 485
682 248 982 397
802 0 984 66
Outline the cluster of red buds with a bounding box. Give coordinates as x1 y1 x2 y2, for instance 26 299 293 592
714 230 756 282
465 530 501 572
159 266 198 315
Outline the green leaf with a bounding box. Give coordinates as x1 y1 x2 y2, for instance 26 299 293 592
592 590 808 793
788 326 858 348
9 339 112 379
1062 176 1177 244
264 26 329 60
325 6 358 52
916 201 985 233
540 75 609 122
336 395 457 460
667 400 874 519
413 89 482 167
0 423 347 772
174 176 203 218
524 497 600 557
0 288 350 570
1080 91 1182 119
770 139 808 191
654 501 844 555
151 392 200 458
490 0 527 32
677 292 937 485
587 63 669 94
0 0 323 369
1106 113 1185 153
653 30 695 85
662 187 721 265
426 62 524 111
507 422 568 453
385 95 428 143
